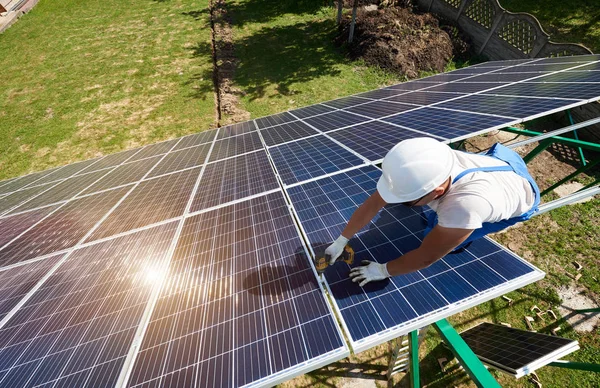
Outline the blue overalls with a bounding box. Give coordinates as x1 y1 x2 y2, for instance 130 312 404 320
423 143 541 251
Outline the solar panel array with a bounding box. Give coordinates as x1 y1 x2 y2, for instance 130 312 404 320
0 54 598 387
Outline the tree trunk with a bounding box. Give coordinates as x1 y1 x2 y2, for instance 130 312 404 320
348 0 359 43
337 0 343 24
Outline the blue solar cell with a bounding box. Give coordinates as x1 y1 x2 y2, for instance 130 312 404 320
435 94 577 119
382 107 513 139
255 111 296 129
498 62 583 73
482 251 535 280
174 129 217 150
217 120 256 138
492 81 600 100
208 131 264 162
534 70 600 83
384 90 466 105
286 165 542 349
269 135 364 185
323 96 372 109
533 54 599 65
303 110 371 132
261 120 318 146
344 100 415 119
355 88 408 99
386 81 440 91
126 192 347 388
425 82 508 93
463 72 542 82
288 104 335 119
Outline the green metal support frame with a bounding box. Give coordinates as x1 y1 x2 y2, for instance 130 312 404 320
547 360 600 373
566 110 587 167
409 330 420 388
431 319 501 388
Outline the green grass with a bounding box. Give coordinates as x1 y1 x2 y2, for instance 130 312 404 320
0 0 215 180
228 0 401 120
500 0 600 53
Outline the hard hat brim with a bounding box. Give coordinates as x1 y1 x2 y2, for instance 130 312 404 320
377 175 410 204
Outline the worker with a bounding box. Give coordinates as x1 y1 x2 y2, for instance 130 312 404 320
325 137 540 286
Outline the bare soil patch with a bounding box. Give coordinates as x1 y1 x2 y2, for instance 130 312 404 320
557 285 600 333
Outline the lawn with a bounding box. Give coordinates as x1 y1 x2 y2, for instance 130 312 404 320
0 0 215 180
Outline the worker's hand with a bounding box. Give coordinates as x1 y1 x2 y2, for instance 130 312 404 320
349 260 390 287
325 235 349 265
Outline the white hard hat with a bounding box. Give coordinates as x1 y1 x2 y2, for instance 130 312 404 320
377 137 454 203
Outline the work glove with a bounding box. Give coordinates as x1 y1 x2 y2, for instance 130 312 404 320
349 260 390 287
325 235 349 265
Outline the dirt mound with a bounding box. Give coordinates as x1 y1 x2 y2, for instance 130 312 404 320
338 7 458 78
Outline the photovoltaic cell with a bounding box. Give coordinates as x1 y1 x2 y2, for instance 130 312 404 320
462 72 542 83
30 159 99 187
355 88 408 99
303 110 370 132
125 192 347 388
328 121 429 162
217 121 256 139
0 183 57 215
382 107 513 139
255 112 296 129
435 94 577 119
173 130 217 151
87 168 201 242
260 121 318 146
0 222 178 388
0 169 60 196
0 253 64 321
425 82 508 93
127 139 180 163
344 101 416 119
461 322 577 375
322 96 371 109
418 73 477 82
9 170 113 214
533 54 599 64
190 150 279 212
146 144 211 178
0 186 131 267
286 165 542 351
0 206 59 249
81 156 162 195
268 136 365 186
84 148 141 172
208 132 263 163
447 66 502 75
532 70 600 83
384 91 466 105
386 81 441 91
497 63 581 73
491 81 600 100
288 104 335 119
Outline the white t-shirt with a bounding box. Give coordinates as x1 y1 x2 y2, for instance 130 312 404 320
427 150 535 230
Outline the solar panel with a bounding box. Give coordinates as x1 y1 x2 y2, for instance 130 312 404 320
190 150 279 212
386 81 443 91
81 156 163 195
217 121 257 139
0 222 179 387
29 159 100 187
268 135 366 186
0 206 59 250
285 165 543 352
0 253 64 321
322 96 372 109
9 170 115 214
0 168 60 196
0 182 57 215
384 91 467 105
124 192 348 388
208 131 263 163
288 104 335 119
255 112 296 129
355 88 408 99
461 322 579 377
260 120 318 146
382 107 513 140
303 110 370 132
173 129 217 151
86 168 201 242
84 148 141 172
328 121 431 162
425 82 509 93
146 144 211 178
490 81 600 101
127 139 180 163
434 94 579 119
0 186 131 267
344 100 416 119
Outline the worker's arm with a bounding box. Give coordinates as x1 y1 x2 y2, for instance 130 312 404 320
325 191 387 264
349 225 474 286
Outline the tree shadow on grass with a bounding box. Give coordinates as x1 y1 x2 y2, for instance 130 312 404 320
233 20 344 100
227 0 331 27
